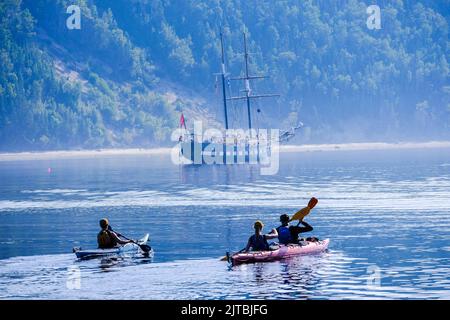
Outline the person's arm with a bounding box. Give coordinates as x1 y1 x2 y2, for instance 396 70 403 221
295 220 313 233
264 228 278 240
110 228 135 244
110 232 133 245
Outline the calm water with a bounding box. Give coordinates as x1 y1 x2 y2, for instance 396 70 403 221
0 148 450 299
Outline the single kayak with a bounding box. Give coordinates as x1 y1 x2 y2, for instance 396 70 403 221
228 239 330 266
73 234 153 260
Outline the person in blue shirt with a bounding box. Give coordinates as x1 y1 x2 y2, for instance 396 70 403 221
276 214 313 244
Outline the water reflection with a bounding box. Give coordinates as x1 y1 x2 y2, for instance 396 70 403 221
0 248 449 299
74 254 155 272
1 149 450 299
180 164 261 186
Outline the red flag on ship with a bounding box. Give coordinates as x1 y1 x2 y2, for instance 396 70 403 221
180 113 186 129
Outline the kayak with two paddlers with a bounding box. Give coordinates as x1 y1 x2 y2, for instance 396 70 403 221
225 197 329 265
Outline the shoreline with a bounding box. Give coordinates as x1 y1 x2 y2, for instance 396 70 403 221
278 141 450 153
0 147 172 161
0 141 449 161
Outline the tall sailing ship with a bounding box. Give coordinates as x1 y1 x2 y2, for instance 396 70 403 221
178 32 302 165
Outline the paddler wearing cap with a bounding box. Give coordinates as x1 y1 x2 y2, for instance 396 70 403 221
244 220 278 252
277 197 318 244
97 218 134 249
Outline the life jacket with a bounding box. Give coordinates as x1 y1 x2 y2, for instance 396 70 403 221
277 226 292 245
249 234 269 251
97 229 117 249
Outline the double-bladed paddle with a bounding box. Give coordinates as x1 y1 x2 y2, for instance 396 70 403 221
116 232 152 253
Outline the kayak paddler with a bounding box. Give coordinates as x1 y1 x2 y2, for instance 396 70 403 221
276 197 320 244
97 218 134 249
244 220 278 252
276 214 313 245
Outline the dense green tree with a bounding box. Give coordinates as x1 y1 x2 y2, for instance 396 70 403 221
0 0 448 150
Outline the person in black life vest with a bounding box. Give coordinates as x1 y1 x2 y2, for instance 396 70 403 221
276 214 313 245
97 218 134 249
244 220 278 252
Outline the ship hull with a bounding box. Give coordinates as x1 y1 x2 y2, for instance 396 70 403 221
179 141 269 165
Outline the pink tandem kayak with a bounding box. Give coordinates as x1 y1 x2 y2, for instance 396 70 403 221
229 239 330 266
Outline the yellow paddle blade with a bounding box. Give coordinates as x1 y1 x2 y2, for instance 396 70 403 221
290 206 310 221
308 197 318 209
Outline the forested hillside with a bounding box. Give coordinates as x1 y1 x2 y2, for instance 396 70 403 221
0 0 449 151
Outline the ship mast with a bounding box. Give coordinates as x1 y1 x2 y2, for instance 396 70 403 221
228 32 279 134
243 32 253 131
214 32 230 130
220 32 229 130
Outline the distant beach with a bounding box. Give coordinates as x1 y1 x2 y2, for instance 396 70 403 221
278 141 450 153
0 148 172 161
0 141 450 161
